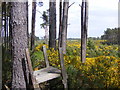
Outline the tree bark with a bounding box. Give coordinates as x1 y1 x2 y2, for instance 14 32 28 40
49 0 56 49
45 26 49 45
58 0 62 48
61 0 69 54
2 2 6 49
0 2 2 89
26 2 29 47
6 3 9 50
10 2 29 89
81 0 88 63
31 1 36 50
8 2 12 55
1 2 4 46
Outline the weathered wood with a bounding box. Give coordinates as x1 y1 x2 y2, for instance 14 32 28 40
59 47 68 89
58 0 62 48
25 48 40 89
4 85 10 90
61 0 69 54
25 48 61 88
43 45 50 67
26 44 68 89
25 48 33 74
34 66 61 84
31 1 36 50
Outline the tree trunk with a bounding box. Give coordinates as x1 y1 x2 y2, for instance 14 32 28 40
1 2 4 46
45 26 49 45
6 2 9 49
26 2 29 47
2 2 10 50
8 2 12 55
49 0 56 49
31 1 36 50
0 2 2 89
81 0 88 63
10 2 29 89
2 2 6 49
84 0 88 41
58 0 62 48
0 2 2 37
61 0 69 54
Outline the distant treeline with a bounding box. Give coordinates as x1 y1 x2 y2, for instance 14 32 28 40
67 37 100 40
39 37 100 41
39 27 119 45
101 28 119 45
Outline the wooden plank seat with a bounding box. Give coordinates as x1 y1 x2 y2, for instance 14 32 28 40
25 45 68 89
33 66 61 84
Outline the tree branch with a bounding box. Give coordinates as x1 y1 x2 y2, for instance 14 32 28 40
68 2 75 9
36 9 42 15
79 4 82 7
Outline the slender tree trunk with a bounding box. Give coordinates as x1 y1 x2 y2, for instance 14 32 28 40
58 0 62 48
31 1 36 50
26 2 29 47
0 2 2 89
45 26 49 45
2 2 6 49
0 2 2 38
6 3 9 50
119 1 120 47
1 2 5 46
10 2 29 89
85 0 88 41
61 0 69 54
81 0 88 63
8 2 12 55
81 0 85 63
4 2 6 49
49 0 56 49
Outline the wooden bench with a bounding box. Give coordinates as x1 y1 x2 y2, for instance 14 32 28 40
25 45 68 89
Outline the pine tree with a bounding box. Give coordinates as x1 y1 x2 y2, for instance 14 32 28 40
10 2 29 89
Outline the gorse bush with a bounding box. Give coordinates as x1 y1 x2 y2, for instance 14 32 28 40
32 40 120 88
87 39 95 50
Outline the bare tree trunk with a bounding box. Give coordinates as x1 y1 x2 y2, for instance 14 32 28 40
81 0 85 63
8 2 12 55
10 2 29 89
2 2 6 49
81 0 88 63
4 2 6 49
58 0 62 48
31 1 36 50
118 2 120 82
45 26 49 45
61 0 69 54
1 2 5 46
49 0 56 49
6 3 9 50
0 2 2 89
26 2 29 47
85 0 88 41
0 2 2 39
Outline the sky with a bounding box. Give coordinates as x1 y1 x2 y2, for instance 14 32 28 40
28 0 118 39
